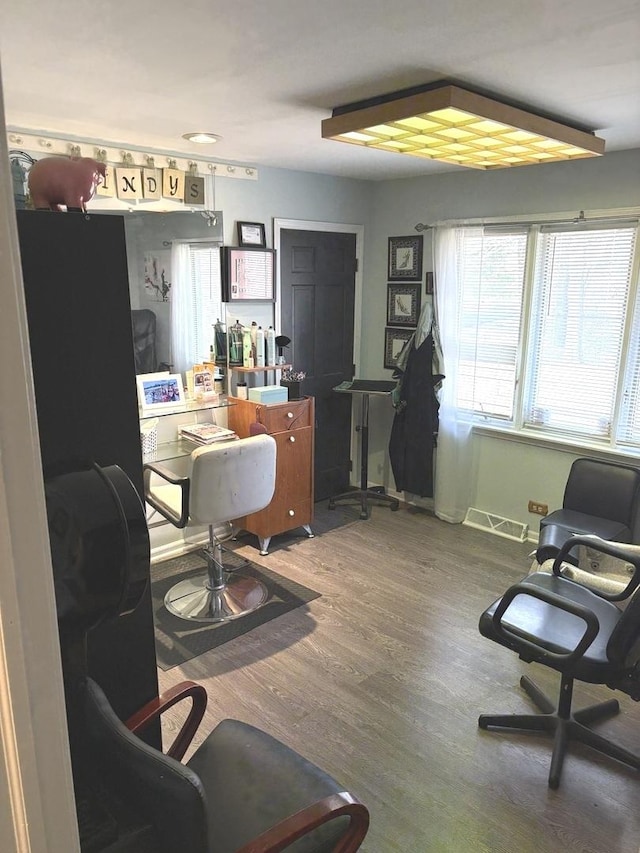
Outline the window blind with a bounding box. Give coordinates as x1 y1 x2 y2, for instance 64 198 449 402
523 226 637 437
188 244 222 364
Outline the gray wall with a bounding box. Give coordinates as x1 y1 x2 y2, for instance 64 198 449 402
88 147 640 540
362 148 640 537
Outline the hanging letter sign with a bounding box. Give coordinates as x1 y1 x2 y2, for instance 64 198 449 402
96 165 115 197
115 167 143 199
184 175 205 205
162 168 185 200
143 168 162 200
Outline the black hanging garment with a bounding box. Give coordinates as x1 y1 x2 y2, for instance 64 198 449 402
388 332 442 497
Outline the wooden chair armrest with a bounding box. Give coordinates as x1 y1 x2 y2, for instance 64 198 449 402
235 791 369 853
124 680 207 761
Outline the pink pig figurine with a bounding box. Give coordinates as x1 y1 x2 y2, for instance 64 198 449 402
28 156 107 212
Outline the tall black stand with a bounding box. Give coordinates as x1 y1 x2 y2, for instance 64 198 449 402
328 380 400 519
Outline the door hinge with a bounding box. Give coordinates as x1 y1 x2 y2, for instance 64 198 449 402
349 459 353 472
355 258 359 272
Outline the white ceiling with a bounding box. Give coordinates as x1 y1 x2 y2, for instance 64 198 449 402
0 0 639 181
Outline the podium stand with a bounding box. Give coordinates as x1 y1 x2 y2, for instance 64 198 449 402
328 380 400 519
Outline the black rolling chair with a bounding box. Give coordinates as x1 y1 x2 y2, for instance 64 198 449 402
80 675 370 853
536 457 640 565
478 535 640 789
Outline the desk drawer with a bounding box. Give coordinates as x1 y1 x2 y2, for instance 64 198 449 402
257 397 311 433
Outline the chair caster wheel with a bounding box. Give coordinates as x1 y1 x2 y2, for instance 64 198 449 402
328 501 335 510
360 512 368 520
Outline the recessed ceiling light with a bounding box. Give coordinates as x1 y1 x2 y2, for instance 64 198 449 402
182 132 221 144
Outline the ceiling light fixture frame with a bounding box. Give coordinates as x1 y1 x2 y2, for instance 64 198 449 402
321 84 605 170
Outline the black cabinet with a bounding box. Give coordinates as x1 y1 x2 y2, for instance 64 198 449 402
17 210 159 727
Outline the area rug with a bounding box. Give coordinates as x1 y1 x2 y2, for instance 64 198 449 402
151 549 320 670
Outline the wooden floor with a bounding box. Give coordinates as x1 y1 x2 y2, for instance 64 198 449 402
156 503 640 853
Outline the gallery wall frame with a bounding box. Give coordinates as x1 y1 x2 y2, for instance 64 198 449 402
384 327 413 370
237 221 266 247
388 235 423 282
387 282 421 327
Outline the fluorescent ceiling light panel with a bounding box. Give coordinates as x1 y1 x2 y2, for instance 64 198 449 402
321 85 605 169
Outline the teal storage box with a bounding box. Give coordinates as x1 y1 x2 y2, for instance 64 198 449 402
248 384 289 404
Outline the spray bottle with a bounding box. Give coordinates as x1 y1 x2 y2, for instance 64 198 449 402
256 326 265 367
266 326 276 366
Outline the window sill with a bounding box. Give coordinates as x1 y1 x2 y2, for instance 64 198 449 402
472 423 640 464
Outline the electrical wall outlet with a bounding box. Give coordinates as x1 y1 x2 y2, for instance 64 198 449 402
528 500 548 516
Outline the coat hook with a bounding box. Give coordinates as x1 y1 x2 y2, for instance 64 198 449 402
145 155 155 168
69 144 82 158
167 158 177 169
121 151 134 166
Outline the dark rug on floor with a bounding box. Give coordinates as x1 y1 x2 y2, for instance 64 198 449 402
151 550 321 670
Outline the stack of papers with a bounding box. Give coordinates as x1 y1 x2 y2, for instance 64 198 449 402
179 423 237 445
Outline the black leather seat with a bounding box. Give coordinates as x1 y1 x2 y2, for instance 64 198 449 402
478 535 640 788
536 457 640 564
81 676 369 853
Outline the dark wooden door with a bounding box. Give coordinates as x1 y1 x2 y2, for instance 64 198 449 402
280 229 357 501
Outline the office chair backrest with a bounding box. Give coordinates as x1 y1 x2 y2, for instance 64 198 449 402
82 677 208 853
188 434 277 526
563 458 640 531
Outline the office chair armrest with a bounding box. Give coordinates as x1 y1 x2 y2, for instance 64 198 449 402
492 581 600 666
124 681 207 762
553 534 640 602
234 791 369 853
143 461 190 528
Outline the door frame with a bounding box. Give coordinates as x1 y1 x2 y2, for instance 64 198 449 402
273 219 364 488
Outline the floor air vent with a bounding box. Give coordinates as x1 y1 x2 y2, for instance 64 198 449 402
463 508 528 542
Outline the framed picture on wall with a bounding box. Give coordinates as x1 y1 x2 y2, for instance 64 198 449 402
384 327 413 371
237 221 266 247
387 283 421 327
388 235 423 282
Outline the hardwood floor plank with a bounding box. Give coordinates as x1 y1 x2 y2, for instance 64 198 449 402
155 504 640 852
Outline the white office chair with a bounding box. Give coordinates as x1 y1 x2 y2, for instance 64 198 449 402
143 434 277 623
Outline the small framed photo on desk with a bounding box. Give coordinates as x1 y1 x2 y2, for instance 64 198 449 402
137 372 185 415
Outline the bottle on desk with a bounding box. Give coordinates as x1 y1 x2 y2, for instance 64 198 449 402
266 326 276 366
256 326 265 367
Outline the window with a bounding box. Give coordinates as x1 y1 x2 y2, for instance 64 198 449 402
189 244 223 362
171 242 222 374
452 217 640 449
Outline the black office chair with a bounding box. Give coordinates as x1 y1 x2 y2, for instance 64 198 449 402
536 457 640 565
478 535 640 789
80 675 370 853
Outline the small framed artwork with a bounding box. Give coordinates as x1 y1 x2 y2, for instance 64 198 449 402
237 221 266 247
388 235 423 282
221 247 275 302
384 327 414 371
425 271 434 295
136 372 185 414
387 283 421 327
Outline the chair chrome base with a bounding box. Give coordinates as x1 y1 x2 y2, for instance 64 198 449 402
479 674 640 788
164 572 268 622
